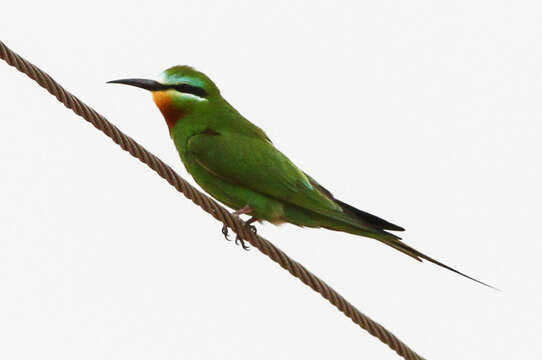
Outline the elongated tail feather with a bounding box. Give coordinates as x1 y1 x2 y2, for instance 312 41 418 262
289 176 496 289
363 230 498 290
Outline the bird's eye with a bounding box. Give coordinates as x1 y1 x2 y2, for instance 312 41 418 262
170 84 208 98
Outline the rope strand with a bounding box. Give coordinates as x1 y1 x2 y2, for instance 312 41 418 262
0 40 425 360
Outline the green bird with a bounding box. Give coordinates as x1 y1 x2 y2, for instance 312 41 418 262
109 65 493 288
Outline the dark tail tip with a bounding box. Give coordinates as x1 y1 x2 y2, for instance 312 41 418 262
393 239 500 290
421 252 500 291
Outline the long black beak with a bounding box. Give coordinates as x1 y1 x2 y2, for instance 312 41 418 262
107 78 168 91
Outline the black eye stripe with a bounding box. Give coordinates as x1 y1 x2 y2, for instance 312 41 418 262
169 84 208 98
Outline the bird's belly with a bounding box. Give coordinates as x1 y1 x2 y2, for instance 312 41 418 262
183 158 285 223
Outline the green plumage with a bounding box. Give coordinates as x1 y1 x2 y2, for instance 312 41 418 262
109 65 494 288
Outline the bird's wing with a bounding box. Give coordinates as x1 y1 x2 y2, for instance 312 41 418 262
187 131 378 231
303 173 405 232
188 133 497 289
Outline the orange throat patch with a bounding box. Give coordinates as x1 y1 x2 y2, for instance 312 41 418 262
152 90 184 130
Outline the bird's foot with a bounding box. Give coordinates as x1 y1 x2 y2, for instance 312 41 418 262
221 224 231 241
221 226 250 250
246 217 258 234
235 235 250 251
233 217 259 250
221 206 255 250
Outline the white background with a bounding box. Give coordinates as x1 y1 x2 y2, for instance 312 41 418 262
1 1 540 359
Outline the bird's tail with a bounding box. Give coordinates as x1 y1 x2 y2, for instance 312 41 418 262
281 179 497 289
348 228 498 290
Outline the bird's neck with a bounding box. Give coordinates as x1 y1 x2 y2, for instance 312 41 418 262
152 91 185 130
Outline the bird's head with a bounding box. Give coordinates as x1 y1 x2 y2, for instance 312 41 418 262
108 65 220 130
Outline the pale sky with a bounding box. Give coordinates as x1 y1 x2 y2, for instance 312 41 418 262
1 1 541 359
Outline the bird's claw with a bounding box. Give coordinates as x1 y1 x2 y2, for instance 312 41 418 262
221 224 250 250
221 224 231 241
235 235 250 251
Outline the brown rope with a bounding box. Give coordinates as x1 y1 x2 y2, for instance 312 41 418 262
0 40 426 360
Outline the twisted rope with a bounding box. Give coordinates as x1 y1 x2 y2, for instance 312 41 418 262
1 40 425 360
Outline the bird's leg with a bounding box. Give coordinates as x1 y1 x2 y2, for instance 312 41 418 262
222 205 254 250
234 205 253 216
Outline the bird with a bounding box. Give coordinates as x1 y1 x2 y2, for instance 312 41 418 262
108 65 495 289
